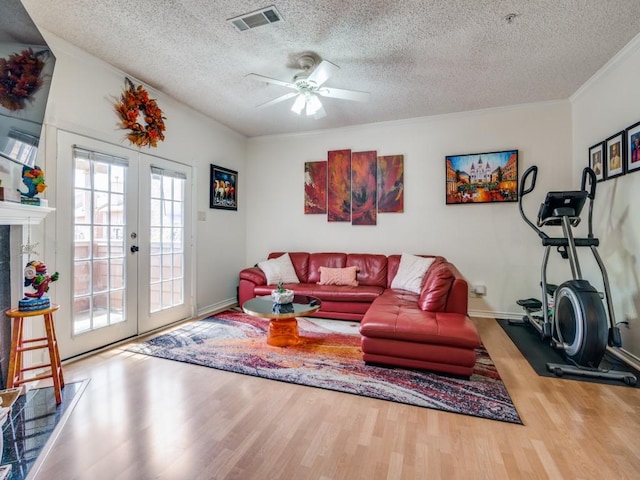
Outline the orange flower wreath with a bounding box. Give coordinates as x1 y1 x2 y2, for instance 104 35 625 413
115 78 166 148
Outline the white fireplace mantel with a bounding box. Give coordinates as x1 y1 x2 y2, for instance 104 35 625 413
0 201 55 225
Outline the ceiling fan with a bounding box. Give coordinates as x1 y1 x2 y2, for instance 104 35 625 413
246 55 370 119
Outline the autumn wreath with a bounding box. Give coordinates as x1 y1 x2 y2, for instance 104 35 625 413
0 48 46 111
115 78 166 148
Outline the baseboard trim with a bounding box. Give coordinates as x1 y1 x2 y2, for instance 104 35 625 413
469 309 522 321
196 299 238 318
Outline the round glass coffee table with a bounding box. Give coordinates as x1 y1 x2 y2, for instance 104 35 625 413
242 295 321 346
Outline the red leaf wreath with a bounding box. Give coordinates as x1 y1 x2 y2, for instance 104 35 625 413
0 48 45 111
115 78 166 148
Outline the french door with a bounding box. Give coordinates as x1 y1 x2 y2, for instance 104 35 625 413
137 157 192 333
56 131 193 359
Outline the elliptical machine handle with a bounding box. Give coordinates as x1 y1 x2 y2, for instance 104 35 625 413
518 165 547 240
581 167 597 200
520 166 538 197
582 167 597 239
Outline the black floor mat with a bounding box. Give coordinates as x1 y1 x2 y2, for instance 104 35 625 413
496 319 638 388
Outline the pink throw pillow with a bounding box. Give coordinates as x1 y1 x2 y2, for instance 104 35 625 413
318 266 358 286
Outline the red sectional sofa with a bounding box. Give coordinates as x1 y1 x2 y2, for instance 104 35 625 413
238 252 481 377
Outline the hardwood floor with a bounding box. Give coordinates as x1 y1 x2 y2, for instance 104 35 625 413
33 317 640 480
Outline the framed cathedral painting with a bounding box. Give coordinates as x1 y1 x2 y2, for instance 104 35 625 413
445 149 518 205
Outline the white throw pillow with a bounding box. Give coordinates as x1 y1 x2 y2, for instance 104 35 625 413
257 253 300 285
391 253 435 294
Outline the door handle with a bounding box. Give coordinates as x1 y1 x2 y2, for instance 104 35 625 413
130 245 139 253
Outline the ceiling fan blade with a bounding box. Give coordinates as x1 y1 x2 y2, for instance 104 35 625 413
245 73 296 89
256 92 299 109
307 60 339 86
317 87 370 102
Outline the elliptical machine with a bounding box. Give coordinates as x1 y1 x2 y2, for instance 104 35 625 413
514 165 636 385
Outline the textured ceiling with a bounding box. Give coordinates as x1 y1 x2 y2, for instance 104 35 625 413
15 0 640 137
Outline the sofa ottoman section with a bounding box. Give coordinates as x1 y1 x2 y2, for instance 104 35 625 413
359 265 481 377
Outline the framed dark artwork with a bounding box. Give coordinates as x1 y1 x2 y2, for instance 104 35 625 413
626 120 640 174
604 131 625 180
445 149 518 205
209 164 237 210
377 155 404 213
351 150 377 225
327 149 351 222
304 161 327 214
588 142 605 182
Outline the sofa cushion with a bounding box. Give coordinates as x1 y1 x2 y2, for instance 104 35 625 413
318 266 358 286
360 291 480 349
390 253 434 293
308 253 347 284
346 253 387 287
257 253 300 285
418 262 454 312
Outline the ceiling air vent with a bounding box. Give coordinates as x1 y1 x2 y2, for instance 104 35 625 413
228 6 283 32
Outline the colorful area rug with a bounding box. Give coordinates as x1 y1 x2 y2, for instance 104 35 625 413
126 311 521 424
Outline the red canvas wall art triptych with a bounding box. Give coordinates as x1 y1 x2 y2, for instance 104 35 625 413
304 150 404 225
377 155 404 213
351 150 377 226
328 149 352 222
304 161 327 214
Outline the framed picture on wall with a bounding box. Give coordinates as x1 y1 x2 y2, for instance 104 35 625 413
626 120 640 174
445 149 518 204
209 164 237 210
588 142 605 182
604 131 625 180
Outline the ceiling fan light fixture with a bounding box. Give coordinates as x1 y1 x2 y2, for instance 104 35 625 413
306 94 322 116
291 94 306 115
248 56 368 119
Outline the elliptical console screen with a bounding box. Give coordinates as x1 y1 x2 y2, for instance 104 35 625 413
538 191 587 222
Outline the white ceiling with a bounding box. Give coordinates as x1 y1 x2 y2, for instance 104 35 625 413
15 0 640 137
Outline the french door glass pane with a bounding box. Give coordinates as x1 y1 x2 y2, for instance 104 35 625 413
149 167 185 313
72 148 128 335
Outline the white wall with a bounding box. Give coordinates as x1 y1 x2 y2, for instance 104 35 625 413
246 101 572 318
571 34 640 358
34 30 247 319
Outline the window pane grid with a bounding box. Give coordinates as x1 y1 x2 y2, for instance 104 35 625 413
72 150 127 334
149 169 185 313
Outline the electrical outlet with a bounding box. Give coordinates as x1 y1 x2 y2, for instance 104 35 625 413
472 284 487 297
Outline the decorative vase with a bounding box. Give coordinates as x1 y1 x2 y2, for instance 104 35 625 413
271 289 294 305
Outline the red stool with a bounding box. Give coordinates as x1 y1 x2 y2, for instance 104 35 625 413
5 304 65 404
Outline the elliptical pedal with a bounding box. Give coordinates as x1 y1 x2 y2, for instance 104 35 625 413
510 298 544 327
517 298 543 311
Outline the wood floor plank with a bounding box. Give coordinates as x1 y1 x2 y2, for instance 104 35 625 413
28 316 640 479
